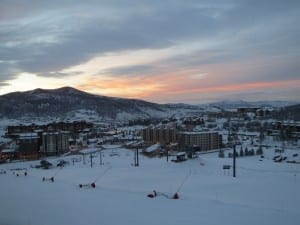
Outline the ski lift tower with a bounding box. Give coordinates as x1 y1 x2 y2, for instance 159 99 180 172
229 117 237 177
232 135 236 177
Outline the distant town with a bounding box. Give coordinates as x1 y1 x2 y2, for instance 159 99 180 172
1 105 299 163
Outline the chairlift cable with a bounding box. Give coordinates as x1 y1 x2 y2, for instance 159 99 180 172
176 169 192 193
93 166 112 183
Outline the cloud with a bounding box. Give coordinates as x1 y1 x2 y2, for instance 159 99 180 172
0 0 242 78
0 82 9 87
101 65 159 77
0 0 299 103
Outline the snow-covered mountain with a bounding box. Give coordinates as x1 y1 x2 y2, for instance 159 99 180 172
0 87 172 120
0 87 298 121
204 100 298 110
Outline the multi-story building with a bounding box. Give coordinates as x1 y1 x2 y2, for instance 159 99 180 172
16 133 40 160
6 121 93 138
4 121 93 158
60 131 71 152
42 131 71 156
142 126 177 145
269 121 300 141
142 126 222 151
179 131 222 151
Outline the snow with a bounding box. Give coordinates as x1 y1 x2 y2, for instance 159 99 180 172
0 145 299 225
145 143 160 153
79 148 100 155
1 148 16 153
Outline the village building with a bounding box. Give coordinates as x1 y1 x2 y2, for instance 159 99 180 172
142 126 177 145
178 131 222 151
42 131 71 156
17 133 41 160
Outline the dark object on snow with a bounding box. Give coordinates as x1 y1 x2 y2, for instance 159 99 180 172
273 155 281 160
11 168 27 176
273 155 287 163
293 154 298 157
36 160 53 169
218 150 224 158
42 177 54 182
16 171 27 176
147 193 155 198
223 165 231 170
256 148 263 155
57 160 68 167
173 192 179 199
171 152 187 162
147 190 157 198
147 190 179 200
79 182 96 188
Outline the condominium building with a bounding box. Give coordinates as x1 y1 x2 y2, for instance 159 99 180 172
142 126 222 151
42 131 71 156
142 126 177 145
179 131 222 151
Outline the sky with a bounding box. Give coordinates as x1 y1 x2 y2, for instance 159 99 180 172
0 0 299 104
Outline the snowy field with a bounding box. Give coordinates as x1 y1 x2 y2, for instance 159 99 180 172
0 145 299 225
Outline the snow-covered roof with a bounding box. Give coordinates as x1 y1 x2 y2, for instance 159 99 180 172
1 149 16 153
145 143 160 153
79 148 100 154
181 131 219 135
18 133 39 139
175 151 186 156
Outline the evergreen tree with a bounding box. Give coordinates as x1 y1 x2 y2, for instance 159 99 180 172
240 146 244 157
218 150 224 158
256 147 263 155
245 147 249 156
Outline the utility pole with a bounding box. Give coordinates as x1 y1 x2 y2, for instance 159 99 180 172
134 149 136 166
90 154 93 168
166 149 169 162
136 147 139 167
233 144 236 177
229 116 236 178
99 150 103 165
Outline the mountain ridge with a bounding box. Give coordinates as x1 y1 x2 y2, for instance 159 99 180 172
0 87 170 120
0 87 298 120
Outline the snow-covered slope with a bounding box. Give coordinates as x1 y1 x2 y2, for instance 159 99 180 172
0 145 299 225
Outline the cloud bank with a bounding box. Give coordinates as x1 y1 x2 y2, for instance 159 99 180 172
0 0 299 103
